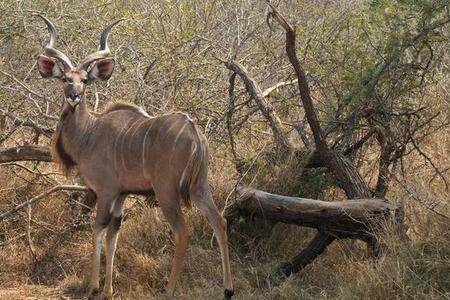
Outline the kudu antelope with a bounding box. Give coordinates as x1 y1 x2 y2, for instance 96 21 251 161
35 15 233 300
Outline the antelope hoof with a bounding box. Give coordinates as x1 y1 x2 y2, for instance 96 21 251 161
88 288 100 300
224 289 234 300
101 293 113 300
159 294 176 300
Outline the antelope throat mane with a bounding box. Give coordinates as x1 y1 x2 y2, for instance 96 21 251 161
51 119 76 176
52 101 149 176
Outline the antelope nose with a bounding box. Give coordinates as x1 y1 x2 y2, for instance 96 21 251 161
68 90 79 100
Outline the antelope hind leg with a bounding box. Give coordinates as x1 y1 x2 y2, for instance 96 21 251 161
191 185 234 299
156 189 190 296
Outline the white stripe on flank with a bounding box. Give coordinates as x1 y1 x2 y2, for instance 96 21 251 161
179 142 198 191
113 119 134 171
128 118 148 152
172 122 188 154
141 121 155 177
121 118 141 170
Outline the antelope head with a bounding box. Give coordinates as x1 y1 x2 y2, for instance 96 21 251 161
36 15 124 109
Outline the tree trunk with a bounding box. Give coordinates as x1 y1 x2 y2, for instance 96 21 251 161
265 3 395 273
278 233 334 276
227 186 404 274
0 145 52 163
229 187 401 239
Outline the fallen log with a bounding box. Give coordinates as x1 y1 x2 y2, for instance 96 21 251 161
0 145 52 164
226 187 405 275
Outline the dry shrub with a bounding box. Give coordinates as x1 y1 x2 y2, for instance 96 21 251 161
1 144 450 299
334 210 450 299
1 1 449 297
1 131 450 300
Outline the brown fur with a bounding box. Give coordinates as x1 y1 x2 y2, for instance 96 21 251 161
179 124 208 207
49 98 233 298
52 101 149 176
51 120 75 176
52 101 206 208
37 16 233 298
102 101 149 117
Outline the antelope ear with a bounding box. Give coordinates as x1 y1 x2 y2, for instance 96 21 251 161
37 55 63 79
88 58 115 81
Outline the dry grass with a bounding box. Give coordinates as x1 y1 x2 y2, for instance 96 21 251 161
1 144 450 300
1 1 449 299
0 119 449 300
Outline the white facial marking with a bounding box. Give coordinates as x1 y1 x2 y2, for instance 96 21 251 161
67 82 83 86
67 97 81 107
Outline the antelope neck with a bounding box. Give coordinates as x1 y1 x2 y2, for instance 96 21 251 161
59 97 97 164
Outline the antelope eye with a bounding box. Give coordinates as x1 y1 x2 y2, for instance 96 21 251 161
82 79 89 84
61 77 67 83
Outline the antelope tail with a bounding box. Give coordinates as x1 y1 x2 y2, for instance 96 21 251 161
179 134 208 207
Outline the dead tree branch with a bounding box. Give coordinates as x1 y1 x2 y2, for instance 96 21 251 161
1 110 54 138
0 185 90 221
0 145 52 164
262 79 298 97
226 186 404 275
228 187 400 238
279 232 334 276
227 72 242 172
0 70 46 100
224 60 294 153
267 2 371 199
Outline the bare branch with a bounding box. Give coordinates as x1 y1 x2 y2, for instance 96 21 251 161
265 3 328 154
0 70 46 100
226 72 242 173
279 232 334 276
0 145 52 164
409 135 449 190
262 79 298 97
224 60 294 152
26 201 37 260
2 162 60 176
0 185 90 221
227 186 400 235
0 125 19 144
227 186 405 274
1 109 54 138
266 2 371 199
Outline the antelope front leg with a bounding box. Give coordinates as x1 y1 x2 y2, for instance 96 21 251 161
102 196 126 300
88 225 107 299
88 194 117 300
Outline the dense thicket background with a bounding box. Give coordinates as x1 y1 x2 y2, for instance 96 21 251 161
0 1 449 299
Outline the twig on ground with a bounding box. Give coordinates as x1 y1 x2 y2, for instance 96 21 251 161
0 185 90 221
